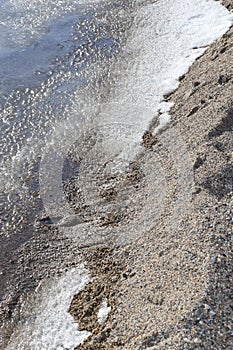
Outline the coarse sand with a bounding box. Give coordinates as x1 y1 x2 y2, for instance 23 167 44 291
70 5 233 350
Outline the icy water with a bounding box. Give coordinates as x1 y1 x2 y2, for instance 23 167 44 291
0 0 232 348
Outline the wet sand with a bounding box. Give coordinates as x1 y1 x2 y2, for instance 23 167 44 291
69 5 233 350
0 2 232 350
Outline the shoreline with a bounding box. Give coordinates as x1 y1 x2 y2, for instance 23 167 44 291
70 6 233 349
0 1 232 349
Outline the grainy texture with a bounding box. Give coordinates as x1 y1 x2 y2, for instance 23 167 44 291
0 3 232 350
70 18 233 350
222 0 233 11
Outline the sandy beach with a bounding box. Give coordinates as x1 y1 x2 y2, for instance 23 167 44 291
0 1 232 349
69 3 233 349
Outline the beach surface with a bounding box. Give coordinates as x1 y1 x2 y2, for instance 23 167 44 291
0 1 232 349
69 5 233 350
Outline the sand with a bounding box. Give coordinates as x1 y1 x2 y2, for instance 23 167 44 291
0 2 232 350
69 4 233 349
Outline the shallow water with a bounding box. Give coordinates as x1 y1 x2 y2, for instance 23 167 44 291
0 0 134 346
0 0 132 258
0 0 232 348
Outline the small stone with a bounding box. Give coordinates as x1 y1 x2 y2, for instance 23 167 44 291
193 337 201 344
209 310 216 317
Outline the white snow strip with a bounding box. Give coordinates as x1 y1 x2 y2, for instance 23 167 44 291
97 299 111 324
6 266 91 350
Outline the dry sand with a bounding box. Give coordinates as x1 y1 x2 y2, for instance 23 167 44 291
1 3 231 350
69 4 233 350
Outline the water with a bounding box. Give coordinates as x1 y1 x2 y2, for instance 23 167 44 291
0 0 232 348
5 266 91 350
0 0 133 256
0 1 137 347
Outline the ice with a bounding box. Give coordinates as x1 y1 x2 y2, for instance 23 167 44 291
6 266 91 350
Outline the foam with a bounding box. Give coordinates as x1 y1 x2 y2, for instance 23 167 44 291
30 0 233 250
1 0 232 193
6 266 91 350
88 0 232 167
97 300 111 324
2 1 233 349
153 113 171 136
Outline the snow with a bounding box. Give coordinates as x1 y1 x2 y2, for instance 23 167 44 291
97 300 111 324
6 266 91 350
